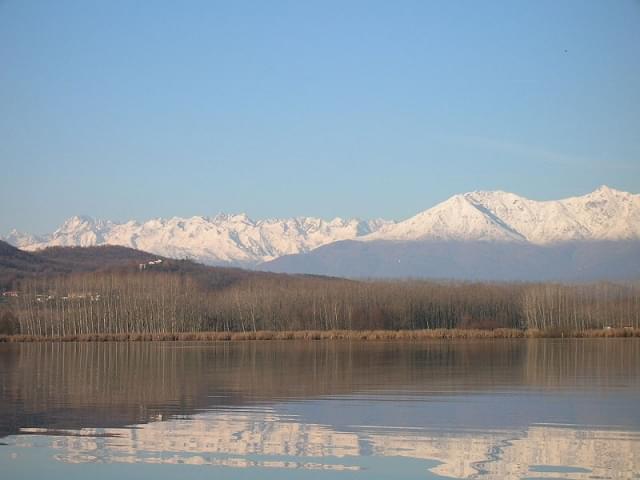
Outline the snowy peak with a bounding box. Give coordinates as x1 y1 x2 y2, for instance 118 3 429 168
46 215 115 247
3 186 638 266
368 194 525 242
590 184 624 196
367 186 640 244
2 229 47 249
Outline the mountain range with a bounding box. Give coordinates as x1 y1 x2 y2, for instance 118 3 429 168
4 186 640 280
4 215 392 267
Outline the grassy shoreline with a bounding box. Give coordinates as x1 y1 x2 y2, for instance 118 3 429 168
1 327 639 343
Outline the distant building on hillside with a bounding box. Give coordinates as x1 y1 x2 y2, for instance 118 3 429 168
139 259 163 271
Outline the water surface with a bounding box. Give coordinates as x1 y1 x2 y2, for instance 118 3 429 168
1 339 639 479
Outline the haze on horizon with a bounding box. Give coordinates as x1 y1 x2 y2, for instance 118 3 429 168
1 0 639 234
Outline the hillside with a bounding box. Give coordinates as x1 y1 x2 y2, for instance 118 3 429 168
0 242 161 290
0 240 55 289
0 242 282 291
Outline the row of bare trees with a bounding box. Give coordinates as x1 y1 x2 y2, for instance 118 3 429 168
522 283 640 331
10 272 640 336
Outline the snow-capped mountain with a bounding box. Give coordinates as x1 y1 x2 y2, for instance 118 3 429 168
5 214 392 266
365 185 640 244
2 229 47 249
4 186 639 269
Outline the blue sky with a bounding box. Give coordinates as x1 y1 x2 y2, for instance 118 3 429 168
1 0 639 233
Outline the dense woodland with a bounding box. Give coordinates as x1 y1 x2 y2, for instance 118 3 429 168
5 269 639 337
1 241 638 336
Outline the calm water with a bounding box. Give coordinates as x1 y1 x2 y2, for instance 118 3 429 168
1 339 639 479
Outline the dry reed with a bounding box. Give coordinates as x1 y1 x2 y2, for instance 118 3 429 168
1 327 639 343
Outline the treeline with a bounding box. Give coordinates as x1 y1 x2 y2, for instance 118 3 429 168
523 283 640 331
7 271 640 337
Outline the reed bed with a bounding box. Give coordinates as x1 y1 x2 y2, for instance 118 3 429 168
1 327 638 343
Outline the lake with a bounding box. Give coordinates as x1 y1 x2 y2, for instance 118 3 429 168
1 339 639 479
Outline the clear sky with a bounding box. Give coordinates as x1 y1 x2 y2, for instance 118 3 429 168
1 0 639 234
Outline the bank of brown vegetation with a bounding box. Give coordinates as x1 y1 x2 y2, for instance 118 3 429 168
2 327 639 343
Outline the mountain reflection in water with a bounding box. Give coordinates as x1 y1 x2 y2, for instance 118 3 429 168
1 340 639 479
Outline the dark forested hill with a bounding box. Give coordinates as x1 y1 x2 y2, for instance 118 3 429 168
0 240 61 289
35 245 159 270
0 241 166 288
0 241 292 291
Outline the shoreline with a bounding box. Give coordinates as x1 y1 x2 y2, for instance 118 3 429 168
1 327 639 343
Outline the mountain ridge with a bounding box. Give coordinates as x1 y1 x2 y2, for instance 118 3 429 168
5 214 393 267
4 186 639 268
363 185 640 244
